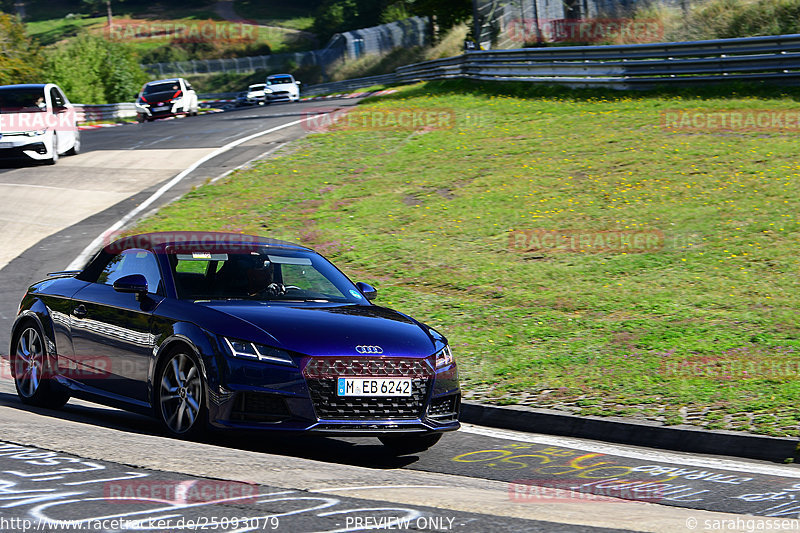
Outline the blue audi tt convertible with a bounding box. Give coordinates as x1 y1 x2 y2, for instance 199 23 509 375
11 232 460 453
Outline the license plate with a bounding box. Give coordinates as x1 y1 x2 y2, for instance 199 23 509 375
0 142 13 148
153 106 169 111
337 378 412 397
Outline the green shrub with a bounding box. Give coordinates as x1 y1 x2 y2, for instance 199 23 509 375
43 32 147 104
0 13 44 85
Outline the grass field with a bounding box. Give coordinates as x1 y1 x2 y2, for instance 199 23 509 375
130 80 800 437
233 0 318 31
26 15 314 58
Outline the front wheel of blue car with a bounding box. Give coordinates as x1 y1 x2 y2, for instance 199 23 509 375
156 349 207 438
379 433 442 455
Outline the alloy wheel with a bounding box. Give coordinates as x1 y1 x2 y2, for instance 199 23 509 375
159 352 203 435
15 327 44 398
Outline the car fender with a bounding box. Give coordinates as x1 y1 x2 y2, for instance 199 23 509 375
149 322 220 405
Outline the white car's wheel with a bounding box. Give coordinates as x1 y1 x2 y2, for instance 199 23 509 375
45 138 59 165
65 129 80 156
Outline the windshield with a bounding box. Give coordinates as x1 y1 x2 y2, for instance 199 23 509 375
248 84 265 91
168 248 365 303
0 88 46 113
266 76 293 85
144 82 180 95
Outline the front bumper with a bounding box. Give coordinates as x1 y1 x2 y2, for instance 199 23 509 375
136 100 184 119
205 354 461 435
266 91 298 103
0 136 52 160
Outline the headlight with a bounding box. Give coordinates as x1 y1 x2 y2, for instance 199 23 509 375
435 345 454 369
25 129 46 137
223 337 295 366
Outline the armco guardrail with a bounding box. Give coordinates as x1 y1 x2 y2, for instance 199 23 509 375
303 73 398 96
73 98 233 123
304 33 800 94
74 103 137 122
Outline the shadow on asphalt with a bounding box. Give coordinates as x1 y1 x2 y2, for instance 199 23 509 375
0 159 43 169
0 390 420 469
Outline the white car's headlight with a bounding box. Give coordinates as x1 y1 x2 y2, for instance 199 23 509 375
25 129 47 137
435 345 454 369
223 337 295 366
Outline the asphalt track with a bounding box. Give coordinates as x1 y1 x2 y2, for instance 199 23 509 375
0 100 799 532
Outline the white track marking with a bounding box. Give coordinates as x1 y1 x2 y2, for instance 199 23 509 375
309 485 448 493
459 424 800 478
66 117 313 270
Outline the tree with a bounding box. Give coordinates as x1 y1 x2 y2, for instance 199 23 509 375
410 0 472 32
43 32 147 104
0 13 44 85
81 0 117 26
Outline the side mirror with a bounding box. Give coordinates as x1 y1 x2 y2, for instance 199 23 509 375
296 81 302 85
355 282 377 301
113 274 148 295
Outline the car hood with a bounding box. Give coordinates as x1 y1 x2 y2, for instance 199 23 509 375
199 301 437 357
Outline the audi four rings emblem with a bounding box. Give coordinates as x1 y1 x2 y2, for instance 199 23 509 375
355 345 383 354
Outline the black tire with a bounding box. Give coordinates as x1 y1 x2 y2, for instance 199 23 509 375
12 323 69 408
155 348 207 438
65 129 80 156
379 433 442 455
45 138 58 165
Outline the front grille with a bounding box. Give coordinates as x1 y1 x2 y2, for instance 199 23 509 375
304 357 432 378
304 357 434 420
428 394 460 421
230 392 290 423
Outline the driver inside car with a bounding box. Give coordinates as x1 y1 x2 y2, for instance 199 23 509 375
246 260 285 297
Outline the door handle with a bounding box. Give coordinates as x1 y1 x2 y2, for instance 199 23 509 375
73 305 87 318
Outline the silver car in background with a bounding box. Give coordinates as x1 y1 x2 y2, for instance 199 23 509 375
246 83 269 105
265 74 301 103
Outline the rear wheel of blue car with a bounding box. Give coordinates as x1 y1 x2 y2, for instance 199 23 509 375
379 433 442 455
156 349 207 438
12 324 69 408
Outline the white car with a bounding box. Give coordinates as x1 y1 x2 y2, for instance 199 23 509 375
0 83 80 165
135 78 198 122
265 74 301 103
246 83 268 105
